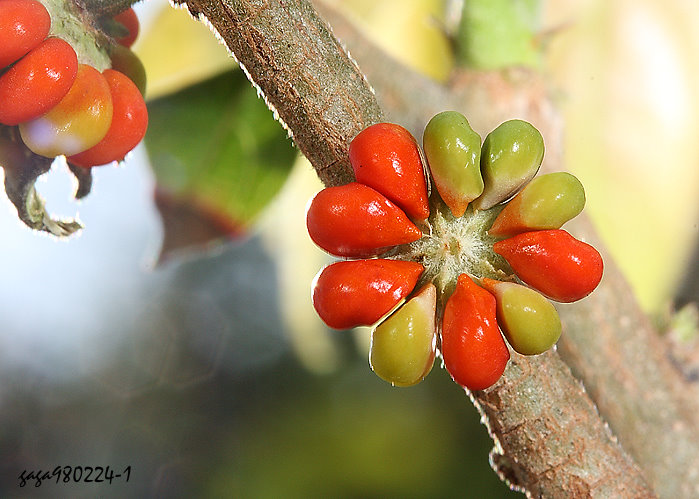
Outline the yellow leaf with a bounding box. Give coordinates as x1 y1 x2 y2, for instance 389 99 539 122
136 2 236 99
545 0 699 311
324 0 454 81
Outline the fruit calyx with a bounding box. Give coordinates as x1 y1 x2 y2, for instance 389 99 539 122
384 198 515 304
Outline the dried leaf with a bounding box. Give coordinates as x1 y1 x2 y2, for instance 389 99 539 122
0 127 82 237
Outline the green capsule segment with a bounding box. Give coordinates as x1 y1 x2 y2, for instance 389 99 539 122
473 119 544 210
369 283 437 387
423 111 483 217
482 279 561 355
109 45 147 96
489 172 586 236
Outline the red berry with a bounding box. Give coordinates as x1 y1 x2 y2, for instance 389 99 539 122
0 37 78 126
312 259 424 329
349 123 430 221
19 64 113 158
69 69 148 167
112 8 139 48
306 182 423 257
0 0 51 68
493 229 603 302
442 274 510 391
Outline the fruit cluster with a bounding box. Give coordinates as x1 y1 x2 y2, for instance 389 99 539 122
0 1 147 168
306 112 603 391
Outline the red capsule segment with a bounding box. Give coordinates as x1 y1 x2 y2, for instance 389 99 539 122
441 274 510 391
19 63 113 157
306 182 423 257
69 69 148 167
349 123 430 221
493 229 603 302
312 259 424 329
0 0 51 68
0 37 78 126
112 8 140 48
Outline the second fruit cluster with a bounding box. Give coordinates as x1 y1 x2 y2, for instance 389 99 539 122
306 112 603 391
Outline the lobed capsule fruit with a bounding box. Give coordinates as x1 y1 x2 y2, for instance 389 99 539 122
350 122 430 221
370 284 437 387
423 111 483 217
0 37 78 126
0 0 52 69
482 279 562 355
312 259 424 329
442 274 510 390
108 44 147 96
19 64 113 158
69 69 148 167
306 182 422 257
305 115 604 391
474 119 544 210
493 229 603 303
112 8 140 48
489 172 586 236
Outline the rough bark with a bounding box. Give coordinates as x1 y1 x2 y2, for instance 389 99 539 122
173 0 699 496
174 0 382 188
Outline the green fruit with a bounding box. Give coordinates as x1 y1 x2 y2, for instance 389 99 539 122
489 172 586 236
474 119 544 210
369 283 437 387
423 111 483 217
486 280 561 355
109 44 147 96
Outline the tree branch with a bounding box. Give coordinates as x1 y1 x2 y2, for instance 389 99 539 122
171 0 699 495
318 4 699 497
79 0 137 17
173 0 382 188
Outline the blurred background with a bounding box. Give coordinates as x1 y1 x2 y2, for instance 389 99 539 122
1 0 698 496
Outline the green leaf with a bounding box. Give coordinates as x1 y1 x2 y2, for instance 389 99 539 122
145 70 297 256
456 0 541 69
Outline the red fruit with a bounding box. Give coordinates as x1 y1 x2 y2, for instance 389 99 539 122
349 123 430 221
493 229 603 303
69 69 148 167
112 8 139 47
19 64 113 157
0 0 51 68
306 182 423 257
442 274 510 391
312 259 424 329
0 37 78 126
